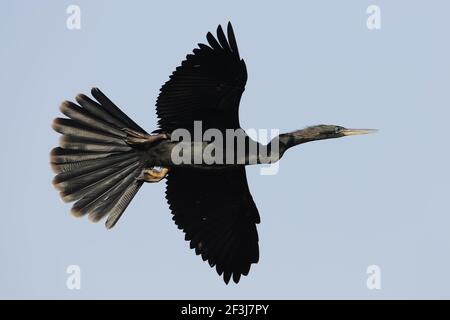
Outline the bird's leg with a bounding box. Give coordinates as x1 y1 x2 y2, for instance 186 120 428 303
123 128 170 147
138 167 170 183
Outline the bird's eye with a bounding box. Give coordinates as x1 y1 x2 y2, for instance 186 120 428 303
335 127 343 133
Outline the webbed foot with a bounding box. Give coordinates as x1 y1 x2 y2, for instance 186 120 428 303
138 167 170 183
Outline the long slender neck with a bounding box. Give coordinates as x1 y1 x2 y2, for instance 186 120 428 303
257 128 321 164
279 131 314 148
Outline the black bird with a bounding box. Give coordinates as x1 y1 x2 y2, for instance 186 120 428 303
50 23 375 284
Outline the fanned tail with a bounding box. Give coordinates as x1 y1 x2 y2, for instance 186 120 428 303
50 88 148 229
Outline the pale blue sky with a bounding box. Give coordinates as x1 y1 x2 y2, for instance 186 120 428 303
1 0 450 299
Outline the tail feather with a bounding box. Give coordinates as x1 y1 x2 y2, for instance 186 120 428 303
54 155 141 196
87 168 144 223
50 88 149 228
52 118 128 146
59 136 132 153
91 87 146 133
59 101 127 138
105 181 144 229
69 162 142 212
75 94 129 130
52 151 137 179
51 147 118 164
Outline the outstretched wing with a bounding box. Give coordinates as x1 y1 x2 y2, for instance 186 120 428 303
155 22 247 134
165 167 260 284
158 23 259 283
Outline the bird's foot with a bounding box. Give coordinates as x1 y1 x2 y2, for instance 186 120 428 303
138 167 170 183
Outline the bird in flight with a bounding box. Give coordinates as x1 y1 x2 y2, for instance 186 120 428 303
50 22 375 284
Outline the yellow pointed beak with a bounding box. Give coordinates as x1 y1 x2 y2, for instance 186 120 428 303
342 128 378 136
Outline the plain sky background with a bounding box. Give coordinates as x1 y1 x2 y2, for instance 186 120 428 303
1 0 450 299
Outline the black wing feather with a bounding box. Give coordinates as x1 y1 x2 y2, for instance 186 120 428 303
227 22 240 58
157 23 259 283
165 167 260 284
155 22 247 134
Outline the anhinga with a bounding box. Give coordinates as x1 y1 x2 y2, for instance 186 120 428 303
50 23 375 284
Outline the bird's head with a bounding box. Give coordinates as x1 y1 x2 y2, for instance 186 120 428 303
289 125 377 144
